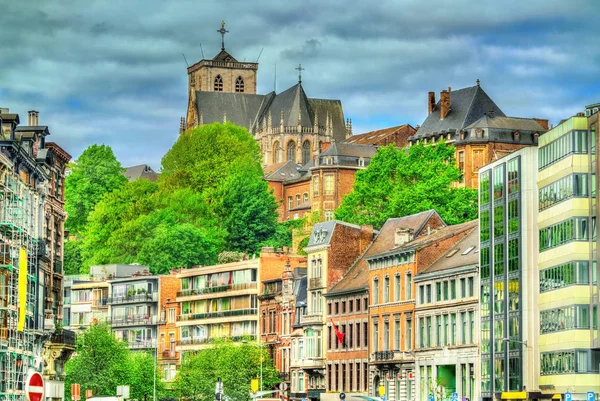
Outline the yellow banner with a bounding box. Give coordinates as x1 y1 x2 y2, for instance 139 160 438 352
17 248 27 331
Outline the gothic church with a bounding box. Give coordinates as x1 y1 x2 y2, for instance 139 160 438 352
185 22 349 167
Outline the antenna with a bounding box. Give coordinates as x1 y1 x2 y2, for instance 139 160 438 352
274 62 277 93
200 43 205 59
182 53 190 67
256 47 264 63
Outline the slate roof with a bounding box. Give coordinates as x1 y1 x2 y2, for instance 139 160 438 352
263 160 302 182
195 83 346 143
327 210 445 296
124 164 159 182
344 124 415 147
455 115 546 146
305 220 364 248
0 113 20 123
319 142 377 159
419 224 479 276
411 85 505 141
465 115 545 131
294 275 307 305
212 49 238 62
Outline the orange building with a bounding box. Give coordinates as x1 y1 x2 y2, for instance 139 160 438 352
157 272 180 384
367 214 475 401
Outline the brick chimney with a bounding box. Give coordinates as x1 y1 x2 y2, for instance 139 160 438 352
533 118 549 131
28 110 35 126
394 228 413 247
428 92 436 115
440 90 451 120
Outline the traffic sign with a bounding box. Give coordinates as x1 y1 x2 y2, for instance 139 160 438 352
452 393 459 400
379 386 385 396
26 372 45 401
587 392 595 401
340 393 346 400
428 395 434 401
71 384 80 401
565 392 572 401
408 371 415 380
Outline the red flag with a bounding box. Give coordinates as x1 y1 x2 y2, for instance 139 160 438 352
331 319 345 345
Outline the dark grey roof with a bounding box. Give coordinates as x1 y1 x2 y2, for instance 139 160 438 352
294 275 307 304
212 49 238 62
305 220 361 248
0 113 20 123
465 115 544 131
16 126 49 133
412 85 505 140
124 164 158 182
456 115 546 146
263 160 302 182
196 83 346 143
320 142 377 158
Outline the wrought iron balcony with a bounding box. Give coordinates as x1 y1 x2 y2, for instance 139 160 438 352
111 315 158 326
177 282 257 298
50 329 76 346
177 308 257 322
370 350 414 363
107 292 158 304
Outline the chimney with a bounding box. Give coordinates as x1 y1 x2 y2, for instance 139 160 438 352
428 92 436 115
440 90 451 120
533 118 549 131
394 228 413 247
28 110 35 126
34 110 39 125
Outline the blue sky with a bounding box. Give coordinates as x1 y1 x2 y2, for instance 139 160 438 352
1 0 599 168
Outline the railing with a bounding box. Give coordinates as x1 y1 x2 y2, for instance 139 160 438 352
298 358 325 369
308 277 323 289
50 329 76 346
194 60 258 70
53 259 63 275
176 335 247 346
300 312 323 325
177 308 257 322
111 315 158 326
128 339 156 349
161 350 179 359
279 372 290 381
177 282 257 298
372 351 395 361
370 350 414 363
91 298 108 307
107 292 158 304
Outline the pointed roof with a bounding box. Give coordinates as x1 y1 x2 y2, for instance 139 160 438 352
344 124 416 147
263 160 302 182
265 83 312 127
212 49 238 63
419 224 479 276
411 85 505 140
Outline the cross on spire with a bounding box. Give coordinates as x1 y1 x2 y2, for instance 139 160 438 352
217 21 229 51
295 64 305 84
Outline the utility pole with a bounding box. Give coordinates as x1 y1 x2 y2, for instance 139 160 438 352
215 377 223 401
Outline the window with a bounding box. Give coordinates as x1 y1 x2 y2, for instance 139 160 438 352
324 175 334 195
507 158 519 194
372 322 379 352
469 311 475 344
436 282 442 302
324 210 334 221
461 312 467 344
395 275 401 302
303 192 309 203
168 308 175 324
313 176 320 197
394 319 401 350
214 75 223 91
436 316 442 346
460 278 466 298
540 261 596 293
406 272 412 299
287 197 293 210
373 278 379 304
235 76 244 92
539 130 588 170
302 141 311 165
539 217 593 252
443 281 449 300
358 158 365 167
450 279 456 299
451 314 456 345
426 285 432 303
383 321 389 351
287 141 296 162
480 170 491 206
419 286 425 305
405 318 412 350
273 141 283 164
384 277 390 303
468 277 474 297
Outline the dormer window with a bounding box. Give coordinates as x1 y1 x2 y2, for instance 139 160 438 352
214 75 223 92
358 158 365 167
513 130 521 142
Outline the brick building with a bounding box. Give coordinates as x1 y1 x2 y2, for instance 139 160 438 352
368 215 475 401
156 272 180 385
344 124 416 148
290 221 375 401
409 81 548 189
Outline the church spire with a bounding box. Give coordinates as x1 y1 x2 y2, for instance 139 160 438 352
217 21 229 51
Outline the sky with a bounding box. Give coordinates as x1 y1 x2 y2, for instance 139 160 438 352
1 0 599 169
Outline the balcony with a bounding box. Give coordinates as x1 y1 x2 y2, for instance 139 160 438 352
128 339 156 349
177 308 257 322
92 298 108 308
177 282 257 298
53 259 63 275
111 315 158 327
176 335 247 346
50 329 77 346
370 350 414 364
107 292 158 304
308 277 323 290
300 312 323 325
161 350 180 359
297 357 325 370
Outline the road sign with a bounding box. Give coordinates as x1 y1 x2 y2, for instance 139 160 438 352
587 392 595 401
340 393 346 400
71 384 81 401
428 395 434 401
251 379 259 393
408 371 415 380
26 372 45 401
452 393 459 401
565 392 572 401
379 386 385 396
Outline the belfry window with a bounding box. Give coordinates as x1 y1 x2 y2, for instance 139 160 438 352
214 75 223 92
235 76 244 93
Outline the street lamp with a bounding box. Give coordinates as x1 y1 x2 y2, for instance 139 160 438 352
136 338 157 401
501 338 528 347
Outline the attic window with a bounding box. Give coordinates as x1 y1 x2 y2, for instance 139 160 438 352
235 76 244 93
358 157 365 167
446 249 459 258
462 246 475 255
214 75 223 92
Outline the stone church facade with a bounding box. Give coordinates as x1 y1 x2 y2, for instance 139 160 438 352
185 23 348 168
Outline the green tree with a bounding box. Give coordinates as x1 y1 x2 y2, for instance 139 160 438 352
335 142 478 229
63 239 83 275
173 340 279 401
65 145 127 235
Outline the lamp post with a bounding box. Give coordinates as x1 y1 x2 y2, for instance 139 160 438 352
502 338 529 392
136 338 157 401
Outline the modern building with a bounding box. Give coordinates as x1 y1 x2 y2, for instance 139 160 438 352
413 226 479 401
478 146 539 400
410 82 547 188
290 221 375 401
368 214 471 401
537 115 600 396
0 108 73 401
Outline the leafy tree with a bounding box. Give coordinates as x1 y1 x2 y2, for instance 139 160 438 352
65 145 127 235
335 142 478 229
64 239 83 275
173 340 279 401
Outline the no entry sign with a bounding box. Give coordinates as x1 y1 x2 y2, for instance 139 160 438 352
26 372 45 401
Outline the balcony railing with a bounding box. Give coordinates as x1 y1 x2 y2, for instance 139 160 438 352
177 282 257 298
128 339 156 349
92 298 108 307
161 350 179 359
300 312 323 325
111 315 158 326
53 259 63 275
177 308 257 322
370 350 414 363
50 329 76 346
297 358 325 369
308 277 323 289
176 335 247 346
107 292 158 304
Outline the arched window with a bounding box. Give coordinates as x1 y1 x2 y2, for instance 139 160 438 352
214 75 223 92
302 140 311 165
287 140 296 163
235 76 244 93
273 141 282 164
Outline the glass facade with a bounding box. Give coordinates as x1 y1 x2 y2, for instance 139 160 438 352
479 156 522 397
